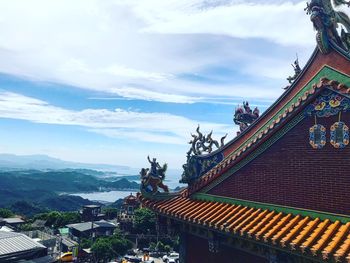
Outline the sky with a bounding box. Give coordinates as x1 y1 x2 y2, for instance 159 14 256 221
0 0 337 170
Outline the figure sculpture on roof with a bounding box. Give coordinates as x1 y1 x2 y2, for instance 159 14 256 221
140 156 169 194
287 58 302 84
147 155 161 177
234 102 260 134
306 0 350 53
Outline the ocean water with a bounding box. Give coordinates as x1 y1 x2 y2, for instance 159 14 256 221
71 190 138 203
117 168 184 190
71 168 185 203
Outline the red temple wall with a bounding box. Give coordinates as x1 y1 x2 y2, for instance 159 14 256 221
208 112 350 215
185 233 267 263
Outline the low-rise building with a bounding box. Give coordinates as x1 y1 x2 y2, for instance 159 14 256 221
0 231 52 262
1 217 25 230
67 220 116 242
80 205 105 222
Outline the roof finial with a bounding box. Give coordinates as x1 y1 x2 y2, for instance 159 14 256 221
305 0 350 54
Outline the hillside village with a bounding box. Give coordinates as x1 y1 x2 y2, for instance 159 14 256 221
0 193 179 262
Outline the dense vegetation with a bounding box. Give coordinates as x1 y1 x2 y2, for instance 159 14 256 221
0 169 139 216
91 231 133 262
0 208 14 218
33 211 82 228
133 208 157 234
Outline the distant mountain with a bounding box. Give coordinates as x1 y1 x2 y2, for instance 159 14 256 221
0 170 139 194
0 169 140 215
0 153 130 171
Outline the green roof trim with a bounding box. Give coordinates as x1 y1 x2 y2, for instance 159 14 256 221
225 66 350 161
200 65 350 193
193 193 350 224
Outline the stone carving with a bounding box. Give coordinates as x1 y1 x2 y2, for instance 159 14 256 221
305 0 350 54
140 156 169 194
186 125 227 156
234 102 260 134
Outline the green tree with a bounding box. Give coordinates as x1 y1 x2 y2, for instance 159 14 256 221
19 223 35 231
133 208 156 234
81 238 93 249
35 211 81 229
109 235 132 256
46 211 61 227
91 238 113 262
0 208 14 218
60 211 81 227
102 207 119 220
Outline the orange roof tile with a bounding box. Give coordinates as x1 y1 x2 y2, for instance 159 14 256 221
140 195 350 262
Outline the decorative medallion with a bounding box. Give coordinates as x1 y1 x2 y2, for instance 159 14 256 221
330 121 349 148
309 124 326 149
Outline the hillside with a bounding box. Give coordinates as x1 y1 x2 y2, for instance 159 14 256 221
0 169 139 215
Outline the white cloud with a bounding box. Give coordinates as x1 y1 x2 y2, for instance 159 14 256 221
133 0 314 46
102 65 172 82
0 91 234 144
0 0 318 103
108 86 201 103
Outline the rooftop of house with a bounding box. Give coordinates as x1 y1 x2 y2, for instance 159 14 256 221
0 231 45 256
1 217 25 224
66 220 116 232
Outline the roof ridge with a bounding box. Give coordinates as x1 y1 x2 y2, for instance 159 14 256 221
188 74 350 194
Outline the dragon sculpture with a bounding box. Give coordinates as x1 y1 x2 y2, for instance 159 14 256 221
181 126 227 184
186 125 227 156
305 0 350 53
234 102 260 134
140 156 169 194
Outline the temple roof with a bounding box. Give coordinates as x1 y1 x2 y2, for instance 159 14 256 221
186 50 350 195
139 3 350 261
139 194 350 262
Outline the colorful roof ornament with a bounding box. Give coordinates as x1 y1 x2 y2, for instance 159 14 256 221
305 0 350 54
233 101 260 135
139 156 171 199
139 2 350 262
181 126 227 184
286 57 302 85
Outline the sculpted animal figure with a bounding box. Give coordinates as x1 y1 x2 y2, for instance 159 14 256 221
140 165 169 194
234 102 260 132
